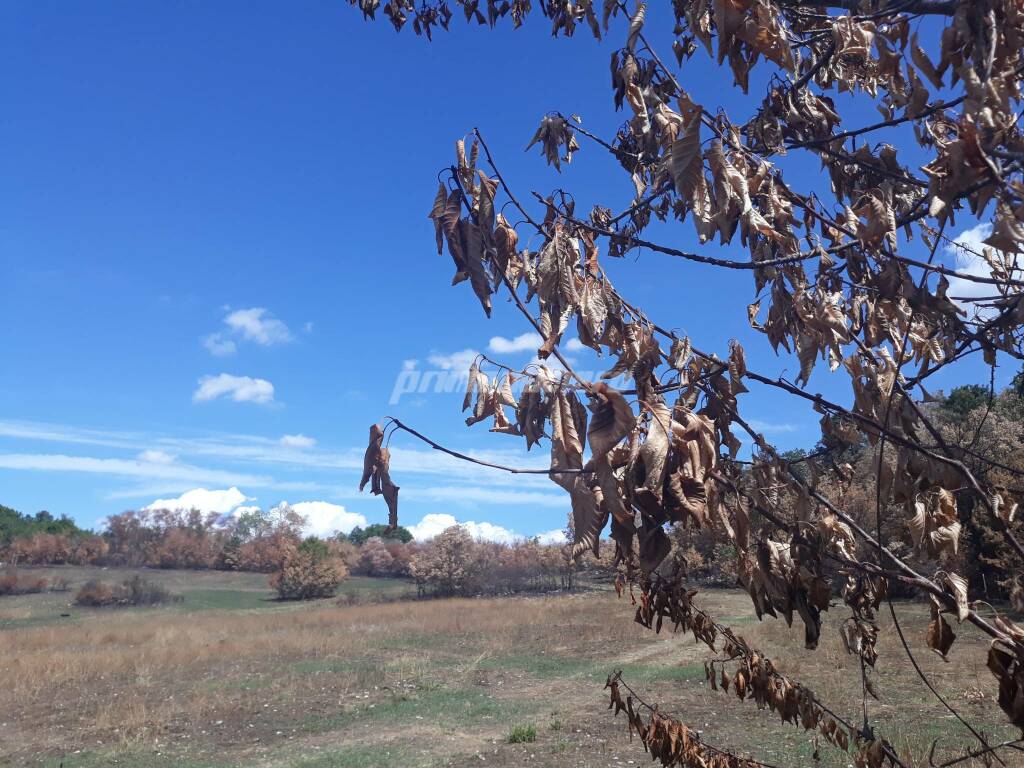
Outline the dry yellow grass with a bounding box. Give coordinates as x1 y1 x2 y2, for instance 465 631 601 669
1 570 1021 768
4 593 641 698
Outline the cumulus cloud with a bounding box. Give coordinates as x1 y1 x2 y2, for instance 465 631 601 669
137 449 176 464
536 528 567 545
270 500 366 537
488 332 542 354
193 374 275 404
224 308 292 345
487 333 588 356
943 223 1020 316
407 513 519 544
280 434 316 449
145 487 252 514
427 348 481 371
140 492 364 536
202 307 292 356
203 333 237 357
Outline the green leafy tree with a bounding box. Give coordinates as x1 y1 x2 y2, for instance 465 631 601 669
346 524 412 545
298 535 331 561
0 504 88 545
940 385 992 418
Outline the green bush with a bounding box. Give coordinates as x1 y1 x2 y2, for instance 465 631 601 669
506 724 537 744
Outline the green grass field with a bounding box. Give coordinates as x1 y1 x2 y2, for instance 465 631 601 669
0 566 416 630
2 566 1020 768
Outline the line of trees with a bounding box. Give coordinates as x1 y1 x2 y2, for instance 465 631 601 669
0 503 614 597
0 505 88 543
8 373 1017 600
0 504 395 573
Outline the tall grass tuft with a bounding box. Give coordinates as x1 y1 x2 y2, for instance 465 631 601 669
505 724 537 744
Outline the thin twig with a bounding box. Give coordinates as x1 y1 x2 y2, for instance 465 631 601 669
385 417 593 475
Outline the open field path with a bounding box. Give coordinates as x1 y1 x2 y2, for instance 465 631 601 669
1 568 1019 767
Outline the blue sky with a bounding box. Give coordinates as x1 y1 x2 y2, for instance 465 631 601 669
0 2 1011 541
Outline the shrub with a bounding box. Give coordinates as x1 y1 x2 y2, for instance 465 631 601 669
408 525 582 597
506 725 537 744
356 536 395 576
409 526 477 596
270 550 348 600
74 579 116 606
122 574 180 605
0 567 53 596
73 576 180 607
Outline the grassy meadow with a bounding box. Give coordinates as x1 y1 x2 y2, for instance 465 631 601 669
0 566 1019 767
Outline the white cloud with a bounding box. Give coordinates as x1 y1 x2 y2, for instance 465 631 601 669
487 333 587 357
224 307 292 345
427 348 481 371
303 322 314 334
0 420 140 450
404 484 568 507
193 374 275 404
202 307 292 356
202 333 237 357
463 520 519 544
523 356 572 378
0 418 562 491
0 452 269 487
488 332 542 354
536 528 567 545
746 419 800 434
943 223 1020 316
137 449 176 464
271 500 366 537
407 512 519 544
280 434 316 449
144 487 252 515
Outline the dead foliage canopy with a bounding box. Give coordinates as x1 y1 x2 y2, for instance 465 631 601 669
354 0 1024 763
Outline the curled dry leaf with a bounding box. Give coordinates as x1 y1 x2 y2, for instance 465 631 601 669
926 599 956 661
526 114 580 170
358 424 400 529
587 382 636 457
987 641 1024 733
938 571 970 623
